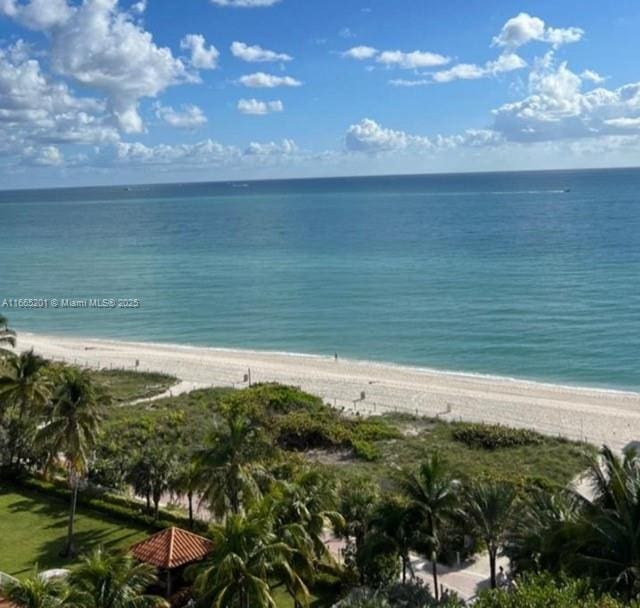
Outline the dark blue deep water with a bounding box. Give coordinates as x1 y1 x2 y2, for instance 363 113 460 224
1 168 639 389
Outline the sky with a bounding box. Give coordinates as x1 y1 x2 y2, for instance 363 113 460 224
1 0 640 188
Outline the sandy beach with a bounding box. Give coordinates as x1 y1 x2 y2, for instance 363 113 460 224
15 332 640 451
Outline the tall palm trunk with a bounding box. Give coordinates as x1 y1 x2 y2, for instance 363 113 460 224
432 550 439 600
63 475 79 557
188 490 194 529
489 548 497 589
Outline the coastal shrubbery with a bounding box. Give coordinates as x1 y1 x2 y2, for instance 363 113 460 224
451 422 543 450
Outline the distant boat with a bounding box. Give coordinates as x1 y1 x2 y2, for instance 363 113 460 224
563 188 571 193
231 183 249 188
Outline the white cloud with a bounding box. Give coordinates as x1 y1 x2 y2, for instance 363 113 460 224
238 72 301 87
345 118 432 152
342 45 377 60
389 78 430 87
339 27 355 39
108 136 297 167
113 139 238 165
492 12 584 49
431 53 526 83
345 118 504 154
237 98 283 114
181 34 219 70
244 138 297 156
24 144 64 166
0 0 72 30
581 69 605 84
0 41 118 150
155 103 208 128
230 41 291 62
376 49 449 69
210 0 280 6
42 0 192 134
604 117 640 129
492 57 640 142
131 0 146 14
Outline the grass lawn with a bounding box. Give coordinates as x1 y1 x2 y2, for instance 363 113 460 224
272 586 338 608
89 369 177 404
0 487 150 577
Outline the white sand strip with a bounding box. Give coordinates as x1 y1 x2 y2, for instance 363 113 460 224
16 332 640 451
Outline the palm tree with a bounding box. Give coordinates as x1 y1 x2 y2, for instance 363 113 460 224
339 477 379 552
68 547 167 608
37 368 107 557
272 467 345 562
0 349 52 413
504 446 640 599
571 446 640 599
0 572 67 608
0 314 17 358
195 405 270 517
0 349 52 467
503 487 580 575
402 453 459 600
368 495 419 584
172 459 203 528
192 507 310 608
464 482 516 588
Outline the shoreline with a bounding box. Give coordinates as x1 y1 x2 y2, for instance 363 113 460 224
15 331 640 451
16 330 640 397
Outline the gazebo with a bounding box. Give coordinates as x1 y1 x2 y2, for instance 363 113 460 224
130 527 214 597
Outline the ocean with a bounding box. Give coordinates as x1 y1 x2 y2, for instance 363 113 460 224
1 168 639 390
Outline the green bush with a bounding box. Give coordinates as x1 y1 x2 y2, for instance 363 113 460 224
351 419 402 442
244 382 325 415
451 423 543 450
352 440 381 462
276 411 351 450
473 574 631 608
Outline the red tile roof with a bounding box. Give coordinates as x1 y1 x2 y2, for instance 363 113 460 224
130 527 213 569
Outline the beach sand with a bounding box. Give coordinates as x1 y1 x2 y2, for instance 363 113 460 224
16 332 640 451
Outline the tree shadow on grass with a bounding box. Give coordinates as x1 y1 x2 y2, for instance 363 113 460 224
10 526 147 577
3 489 150 577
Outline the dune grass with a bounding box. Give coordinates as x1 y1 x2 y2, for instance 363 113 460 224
88 368 177 403
322 414 596 490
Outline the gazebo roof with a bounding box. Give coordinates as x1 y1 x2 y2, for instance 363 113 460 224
130 527 213 569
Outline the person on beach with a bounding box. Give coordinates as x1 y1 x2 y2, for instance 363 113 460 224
334 352 338 362
497 566 508 588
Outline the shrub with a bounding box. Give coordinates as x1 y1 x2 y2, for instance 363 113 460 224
244 382 325 415
333 588 390 608
276 411 350 450
473 574 631 608
451 423 543 450
352 440 381 462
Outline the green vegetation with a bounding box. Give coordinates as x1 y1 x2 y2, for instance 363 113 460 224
88 369 177 404
0 487 148 576
98 388 594 492
451 423 543 450
1 548 167 608
1 319 635 607
0 314 16 358
473 574 634 608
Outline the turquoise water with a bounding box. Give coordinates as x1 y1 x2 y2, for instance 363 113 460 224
1 169 639 390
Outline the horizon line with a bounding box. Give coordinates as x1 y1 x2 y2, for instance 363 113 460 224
2 164 640 194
